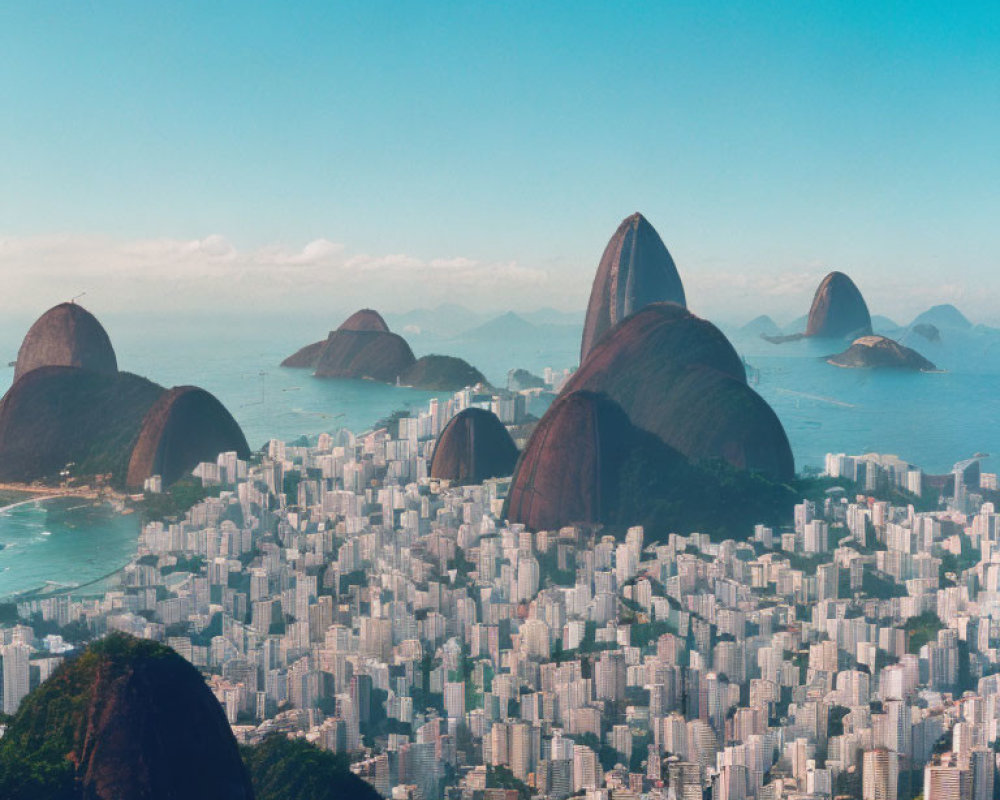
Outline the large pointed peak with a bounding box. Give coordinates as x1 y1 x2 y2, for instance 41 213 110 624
806 271 872 338
581 213 686 361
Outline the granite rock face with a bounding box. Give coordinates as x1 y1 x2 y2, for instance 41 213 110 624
827 335 937 371
280 309 391 369
0 634 254 800
429 408 519 485
14 302 118 381
283 309 418 381
805 272 872 338
0 367 163 483
1 305 251 487
127 386 251 488
338 308 391 332
313 329 416 381
282 309 488 389
580 213 686 361
562 303 794 481
504 391 640 531
281 339 326 369
502 389 791 536
400 355 487 391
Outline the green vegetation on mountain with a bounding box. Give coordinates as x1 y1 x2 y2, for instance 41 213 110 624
241 736 380 800
0 633 252 800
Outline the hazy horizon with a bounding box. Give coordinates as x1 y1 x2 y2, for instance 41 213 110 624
1 3 998 324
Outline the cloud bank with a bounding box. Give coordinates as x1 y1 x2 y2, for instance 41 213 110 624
0 233 553 316
0 232 993 326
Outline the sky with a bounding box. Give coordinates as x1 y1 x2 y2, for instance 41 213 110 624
0 2 997 325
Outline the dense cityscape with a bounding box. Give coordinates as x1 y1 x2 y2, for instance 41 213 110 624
3 381 998 800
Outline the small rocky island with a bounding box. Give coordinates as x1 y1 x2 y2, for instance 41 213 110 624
827 335 938 371
282 309 487 391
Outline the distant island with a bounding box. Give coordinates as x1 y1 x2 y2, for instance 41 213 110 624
827 335 938 371
282 308 488 391
764 271 872 343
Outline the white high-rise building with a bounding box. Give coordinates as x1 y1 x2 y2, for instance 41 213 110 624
1 643 31 715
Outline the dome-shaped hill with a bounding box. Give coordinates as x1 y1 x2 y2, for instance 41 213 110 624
570 303 745 397
563 303 793 481
313 329 416 381
581 213 686 361
0 633 253 800
14 302 118 381
805 272 872 338
654 365 795 479
400 354 487 391
281 309 394 369
430 408 518 484
338 308 390 332
127 386 251 488
0 366 163 484
505 389 793 537
505 391 638 531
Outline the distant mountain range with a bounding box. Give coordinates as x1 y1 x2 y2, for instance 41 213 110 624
738 304 988 338
382 306 583 340
909 303 972 330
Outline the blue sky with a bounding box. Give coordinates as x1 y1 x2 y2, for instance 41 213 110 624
0 2 997 322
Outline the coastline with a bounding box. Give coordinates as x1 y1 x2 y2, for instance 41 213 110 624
0 492 141 601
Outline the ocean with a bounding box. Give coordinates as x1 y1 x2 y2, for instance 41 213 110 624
1 309 999 598
0 497 141 599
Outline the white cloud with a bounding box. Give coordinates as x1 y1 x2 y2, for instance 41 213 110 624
0 232 554 315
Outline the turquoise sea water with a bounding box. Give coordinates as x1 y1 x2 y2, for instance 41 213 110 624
1 311 999 597
0 497 141 599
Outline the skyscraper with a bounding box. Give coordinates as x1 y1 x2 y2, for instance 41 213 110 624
1 643 30 715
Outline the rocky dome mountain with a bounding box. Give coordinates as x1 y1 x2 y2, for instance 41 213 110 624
430 408 519 485
282 309 488 390
282 310 416 380
562 303 793 481
0 633 253 800
338 307 391 332
0 367 163 483
581 213 686 361
313 329 416 381
804 271 872 338
400 354 486 391
505 390 793 537
827 335 938 371
505 391 649 530
126 386 251 488
13 302 118 381
0 305 251 487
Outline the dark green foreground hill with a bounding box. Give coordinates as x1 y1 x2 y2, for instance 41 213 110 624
0 633 378 800
0 634 252 800
242 737 380 800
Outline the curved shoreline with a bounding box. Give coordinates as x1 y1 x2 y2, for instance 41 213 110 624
0 495 66 514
